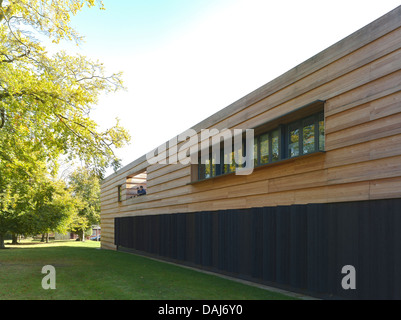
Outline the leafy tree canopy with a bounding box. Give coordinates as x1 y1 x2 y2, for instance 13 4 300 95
0 1 131 247
0 0 131 176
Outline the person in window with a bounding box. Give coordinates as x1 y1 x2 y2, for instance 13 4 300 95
137 186 147 196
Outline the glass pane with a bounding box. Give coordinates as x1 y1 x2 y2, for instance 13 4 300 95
229 151 236 172
271 129 279 162
234 145 243 168
254 137 258 167
205 158 211 179
223 151 231 173
319 120 325 150
260 133 269 164
211 155 216 177
289 126 299 158
303 123 315 154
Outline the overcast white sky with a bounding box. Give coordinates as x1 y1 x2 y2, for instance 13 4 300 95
58 0 400 176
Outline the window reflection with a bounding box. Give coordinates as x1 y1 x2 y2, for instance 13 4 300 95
289 126 299 158
260 133 269 164
271 129 279 162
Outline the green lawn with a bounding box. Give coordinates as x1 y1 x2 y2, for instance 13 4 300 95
0 240 297 300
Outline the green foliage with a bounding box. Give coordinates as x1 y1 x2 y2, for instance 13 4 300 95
24 178 77 236
67 167 101 240
0 0 131 176
0 161 78 247
0 1 130 246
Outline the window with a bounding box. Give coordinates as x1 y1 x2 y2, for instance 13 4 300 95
254 128 281 166
319 113 325 151
223 149 232 174
253 137 259 167
288 123 299 158
271 129 280 162
302 117 315 155
125 170 147 199
117 185 122 202
197 109 324 181
259 133 269 165
286 112 324 158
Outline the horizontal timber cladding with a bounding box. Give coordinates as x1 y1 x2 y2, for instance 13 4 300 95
100 7 401 217
115 198 401 300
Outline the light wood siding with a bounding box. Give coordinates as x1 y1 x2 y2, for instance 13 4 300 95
101 6 401 250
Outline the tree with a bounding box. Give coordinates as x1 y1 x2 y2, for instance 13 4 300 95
0 160 78 247
0 179 19 248
68 167 101 241
0 0 131 176
0 1 131 248
25 177 78 243
0 154 37 248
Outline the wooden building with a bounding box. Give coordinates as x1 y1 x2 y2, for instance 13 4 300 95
101 6 401 299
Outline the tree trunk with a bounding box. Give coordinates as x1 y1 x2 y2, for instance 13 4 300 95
0 108 5 129
81 230 85 242
0 234 5 249
46 233 49 243
41 234 45 242
11 234 18 245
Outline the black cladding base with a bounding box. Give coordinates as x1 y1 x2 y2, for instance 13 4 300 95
114 198 401 300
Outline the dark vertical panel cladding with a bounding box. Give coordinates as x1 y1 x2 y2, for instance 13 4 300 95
307 203 328 295
212 212 219 270
151 214 161 255
159 214 169 258
368 199 394 300
169 214 178 260
201 211 213 267
392 199 401 300
176 213 187 261
186 213 196 264
290 205 307 290
224 210 237 274
114 198 401 300
357 200 371 300
251 208 264 279
218 210 228 272
276 206 290 285
238 209 252 277
194 212 202 266
262 206 276 283
335 202 359 300
114 218 119 246
326 202 338 299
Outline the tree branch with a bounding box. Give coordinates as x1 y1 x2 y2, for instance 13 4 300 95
0 108 4 128
0 50 30 64
55 112 116 157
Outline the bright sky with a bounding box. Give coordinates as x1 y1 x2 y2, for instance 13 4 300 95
57 0 400 175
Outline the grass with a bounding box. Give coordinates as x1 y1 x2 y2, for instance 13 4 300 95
0 240 297 300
